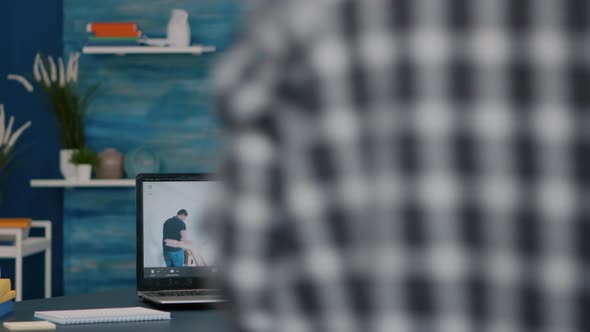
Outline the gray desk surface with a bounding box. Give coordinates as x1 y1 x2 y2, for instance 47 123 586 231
0 289 232 332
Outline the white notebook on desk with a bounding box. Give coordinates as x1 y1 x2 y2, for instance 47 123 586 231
34 306 170 325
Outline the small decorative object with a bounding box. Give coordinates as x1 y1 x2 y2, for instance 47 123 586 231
0 105 32 199
96 148 124 179
70 147 98 181
124 146 160 178
7 52 99 179
167 9 190 47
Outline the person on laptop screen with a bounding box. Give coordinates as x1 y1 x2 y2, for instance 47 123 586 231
162 209 188 267
163 209 207 267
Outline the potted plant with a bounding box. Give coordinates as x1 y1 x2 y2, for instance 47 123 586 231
70 147 98 181
7 52 99 180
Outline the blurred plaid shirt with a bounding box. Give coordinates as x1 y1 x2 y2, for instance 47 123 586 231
212 0 590 331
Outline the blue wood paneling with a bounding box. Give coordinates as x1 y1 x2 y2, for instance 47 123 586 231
65 0 240 173
63 188 136 294
62 0 240 294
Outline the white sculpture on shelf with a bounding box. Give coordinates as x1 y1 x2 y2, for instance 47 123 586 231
167 9 191 47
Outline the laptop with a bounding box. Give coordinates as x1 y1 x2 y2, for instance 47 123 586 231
136 173 225 305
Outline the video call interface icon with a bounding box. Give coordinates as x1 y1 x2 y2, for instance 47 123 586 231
148 268 180 277
145 267 218 278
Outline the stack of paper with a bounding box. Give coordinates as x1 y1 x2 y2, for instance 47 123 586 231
34 307 171 325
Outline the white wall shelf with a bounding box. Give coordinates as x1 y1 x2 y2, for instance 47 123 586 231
30 179 135 188
82 45 216 55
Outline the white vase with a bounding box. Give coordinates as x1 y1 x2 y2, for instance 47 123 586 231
167 9 190 47
76 164 92 181
60 149 78 180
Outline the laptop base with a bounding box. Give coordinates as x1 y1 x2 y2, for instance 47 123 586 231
138 291 225 305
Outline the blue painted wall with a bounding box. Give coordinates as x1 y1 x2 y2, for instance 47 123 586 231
62 0 240 294
0 1 65 300
63 189 136 294
65 0 241 172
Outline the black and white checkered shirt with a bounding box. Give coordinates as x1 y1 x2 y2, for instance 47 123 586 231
212 0 590 331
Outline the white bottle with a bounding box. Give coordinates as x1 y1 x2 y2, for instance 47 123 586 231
167 9 190 47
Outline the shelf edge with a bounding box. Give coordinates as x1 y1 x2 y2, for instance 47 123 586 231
82 45 216 55
30 179 136 188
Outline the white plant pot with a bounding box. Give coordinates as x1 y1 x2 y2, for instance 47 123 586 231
60 149 78 180
76 164 92 181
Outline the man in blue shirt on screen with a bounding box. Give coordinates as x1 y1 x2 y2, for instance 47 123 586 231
162 209 188 267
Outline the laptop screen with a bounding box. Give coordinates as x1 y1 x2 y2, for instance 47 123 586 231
139 175 218 280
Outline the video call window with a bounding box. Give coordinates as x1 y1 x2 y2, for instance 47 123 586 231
142 181 217 271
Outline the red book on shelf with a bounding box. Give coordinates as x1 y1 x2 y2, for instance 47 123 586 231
86 22 137 33
92 29 142 38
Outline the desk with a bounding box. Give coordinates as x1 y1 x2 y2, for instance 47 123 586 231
0 289 231 332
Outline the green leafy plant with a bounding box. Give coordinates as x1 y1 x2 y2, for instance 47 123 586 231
70 147 98 167
7 52 99 149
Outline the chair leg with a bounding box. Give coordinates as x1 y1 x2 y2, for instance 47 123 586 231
15 256 22 302
45 248 52 298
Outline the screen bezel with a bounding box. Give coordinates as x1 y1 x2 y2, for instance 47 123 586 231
136 173 219 291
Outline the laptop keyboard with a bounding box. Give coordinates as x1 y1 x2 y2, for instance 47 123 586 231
150 289 221 297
